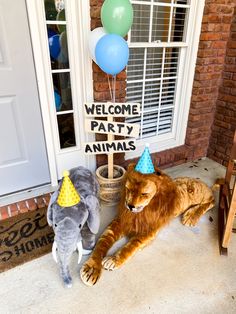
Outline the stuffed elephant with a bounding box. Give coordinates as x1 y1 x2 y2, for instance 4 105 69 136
47 166 100 287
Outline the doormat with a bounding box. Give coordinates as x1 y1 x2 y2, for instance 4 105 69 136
0 207 54 273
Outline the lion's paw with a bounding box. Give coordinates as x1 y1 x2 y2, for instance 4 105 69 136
182 211 198 227
102 256 120 271
80 259 102 286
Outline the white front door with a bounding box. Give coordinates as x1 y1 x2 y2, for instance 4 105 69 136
0 0 50 196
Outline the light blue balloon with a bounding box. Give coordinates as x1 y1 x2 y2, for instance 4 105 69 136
95 34 129 76
54 91 62 111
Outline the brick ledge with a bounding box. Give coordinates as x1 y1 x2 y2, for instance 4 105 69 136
0 193 51 221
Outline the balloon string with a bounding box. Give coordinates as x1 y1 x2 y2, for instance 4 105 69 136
107 75 113 101
112 75 116 104
107 75 116 103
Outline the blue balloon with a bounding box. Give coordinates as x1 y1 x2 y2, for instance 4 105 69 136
47 28 57 38
95 34 129 76
48 35 61 59
54 91 62 111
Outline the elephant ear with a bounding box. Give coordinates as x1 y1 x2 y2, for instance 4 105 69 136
47 190 59 226
85 195 100 234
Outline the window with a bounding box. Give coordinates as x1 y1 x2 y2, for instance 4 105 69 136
126 0 202 157
44 0 76 149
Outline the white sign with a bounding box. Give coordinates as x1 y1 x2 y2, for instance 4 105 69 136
83 139 136 155
85 119 140 138
84 102 140 117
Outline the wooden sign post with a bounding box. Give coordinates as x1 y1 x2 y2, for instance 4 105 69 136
107 115 114 179
84 102 140 179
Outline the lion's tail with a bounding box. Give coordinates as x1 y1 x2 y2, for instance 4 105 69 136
211 178 225 191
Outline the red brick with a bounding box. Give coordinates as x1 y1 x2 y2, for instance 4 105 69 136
225 56 236 64
17 201 28 213
223 72 233 80
193 80 212 88
224 65 236 74
190 107 214 115
221 32 231 41
215 150 227 160
90 6 101 19
218 5 234 14
221 15 234 23
200 33 222 41
94 90 126 101
198 41 212 49
217 48 227 56
93 72 108 82
190 100 215 109
196 58 211 66
203 14 222 23
211 56 226 64
90 0 104 6
116 70 127 80
92 62 102 73
8 204 18 217
191 94 212 102
0 206 9 220
215 119 231 129
205 4 234 15
196 64 224 73
230 87 236 96
219 94 236 103
94 81 126 92
219 86 231 94
35 196 46 209
212 41 227 49
91 19 102 30
227 40 236 49
26 198 37 211
43 194 51 206
197 49 218 58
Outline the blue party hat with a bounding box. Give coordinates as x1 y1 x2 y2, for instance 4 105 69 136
135 144 155 174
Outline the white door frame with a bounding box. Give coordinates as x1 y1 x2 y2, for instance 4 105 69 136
26 0 95 187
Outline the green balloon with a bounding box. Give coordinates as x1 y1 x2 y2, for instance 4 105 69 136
101 0 133 37
45 0 57 20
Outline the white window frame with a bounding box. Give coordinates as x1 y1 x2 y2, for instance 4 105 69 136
26 0 95 185
125 0 205 160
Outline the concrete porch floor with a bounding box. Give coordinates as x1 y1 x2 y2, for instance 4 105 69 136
1 158 236 314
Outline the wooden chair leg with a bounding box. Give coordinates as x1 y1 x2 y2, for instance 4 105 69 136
218 185 228 256
218 131 236 255
222 184 236 248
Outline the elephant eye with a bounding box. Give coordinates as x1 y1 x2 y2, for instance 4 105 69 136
79 224 82 228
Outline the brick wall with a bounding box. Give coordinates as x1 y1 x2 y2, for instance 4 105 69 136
208 7 236 166
90 0 235 169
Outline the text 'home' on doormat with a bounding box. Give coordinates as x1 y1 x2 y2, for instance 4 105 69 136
0 207 54 273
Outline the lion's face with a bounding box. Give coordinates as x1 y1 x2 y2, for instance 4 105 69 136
125 172 157 213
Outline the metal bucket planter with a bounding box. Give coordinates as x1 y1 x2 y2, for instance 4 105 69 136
96 165 126 204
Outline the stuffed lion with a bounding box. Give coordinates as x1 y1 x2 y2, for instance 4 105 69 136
80 163 214 286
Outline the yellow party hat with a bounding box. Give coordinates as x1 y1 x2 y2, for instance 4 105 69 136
57 170 80 207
